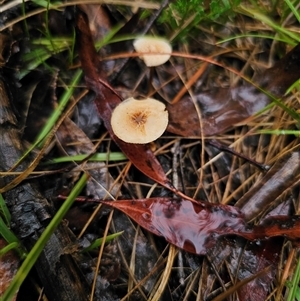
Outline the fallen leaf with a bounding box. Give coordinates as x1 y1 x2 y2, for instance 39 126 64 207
235 239 282 301
76 10 184 197
167 43 300 136
102 198 245 254
101 198 300 255
203 198 293 301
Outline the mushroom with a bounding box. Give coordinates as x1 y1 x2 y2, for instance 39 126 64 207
133 36 172 67
111 97 168 144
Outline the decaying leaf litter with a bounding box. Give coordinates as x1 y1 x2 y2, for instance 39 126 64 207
0 1 300 301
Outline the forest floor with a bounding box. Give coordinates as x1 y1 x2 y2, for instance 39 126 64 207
0 1 300 301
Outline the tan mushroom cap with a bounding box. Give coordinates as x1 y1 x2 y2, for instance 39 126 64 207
111 97 169 144
133 37 172 67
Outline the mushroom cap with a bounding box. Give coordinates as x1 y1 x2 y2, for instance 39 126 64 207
111 97 169 144
133 37 172 67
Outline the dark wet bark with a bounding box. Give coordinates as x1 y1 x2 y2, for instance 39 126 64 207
0 78 89 301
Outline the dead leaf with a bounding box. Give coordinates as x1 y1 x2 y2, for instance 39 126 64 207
102 197 243 254
101 198 300 255
234 240 281 301
167 43 300 136
75 10 189 198
204 198 293 301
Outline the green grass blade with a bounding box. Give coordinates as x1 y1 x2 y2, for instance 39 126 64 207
0 217 19 246
237 5 300 43
0 195 26 258
0 217 25 259
95 23 125 49
31 0 62 9
248 82 300 126
44 152 127 164
287 258 300 301
217 33 292 45
18 48 52 79
1 173 88 301
258 129 300 135
82 231 124 253
0 194 11 225
0 242 20 257
284 0 300 23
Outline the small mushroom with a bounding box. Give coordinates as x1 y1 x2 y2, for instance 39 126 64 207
133 36 172 67
111 97 168 144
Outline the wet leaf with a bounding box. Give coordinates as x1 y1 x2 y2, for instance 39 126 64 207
76 10 181 196
101 198 300 255
211 265 273 301
206 199 293 301
234 201 293 301
234 240 281 301
167 43 300 136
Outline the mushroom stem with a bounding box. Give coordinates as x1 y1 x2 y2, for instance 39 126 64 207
133 36 172 95
147 66 155 94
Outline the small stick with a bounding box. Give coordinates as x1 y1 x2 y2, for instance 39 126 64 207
207 139 270 171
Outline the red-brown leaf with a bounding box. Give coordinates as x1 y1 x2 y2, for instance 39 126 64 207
167 43 300 136
232 240 281 301
101 198 300 255
75 10 178 194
